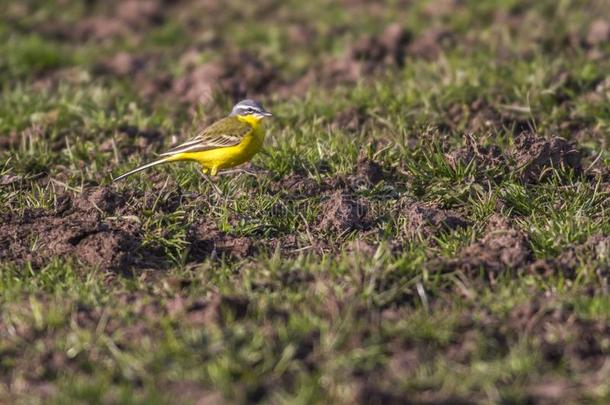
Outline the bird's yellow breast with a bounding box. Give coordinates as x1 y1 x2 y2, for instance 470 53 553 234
179 115 265 174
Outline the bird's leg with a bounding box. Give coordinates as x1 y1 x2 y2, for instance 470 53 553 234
218 168 259 177
199 168 223 197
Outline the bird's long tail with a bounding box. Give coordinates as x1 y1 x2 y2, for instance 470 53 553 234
113 156 177 182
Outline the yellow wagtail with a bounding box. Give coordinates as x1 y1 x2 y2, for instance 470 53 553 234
113 99 272 181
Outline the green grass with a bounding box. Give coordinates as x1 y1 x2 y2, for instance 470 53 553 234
1 0 610 403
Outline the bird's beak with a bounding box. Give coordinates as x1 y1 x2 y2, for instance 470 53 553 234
262 110 273 117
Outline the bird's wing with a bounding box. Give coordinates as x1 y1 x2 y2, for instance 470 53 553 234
160 117 252 156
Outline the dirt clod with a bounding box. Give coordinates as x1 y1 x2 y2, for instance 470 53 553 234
402 201 469 238
0 189 141 271
586 19 610 46
116 0 164 29
73 17 127 41
71 0 164 42
182 294 250 325
445 136 506 173
423 0 463 17
331 106 368 133
272 174 323 198
173 51 279 104
317 191 367 233
97 52 149 76
346 239 378 256
80 187 128 214
407 28 454 60
445 215 531 275
187 221 254 260
511 133 581 182
529 235 610 278
351 23 412 67
507 297 610 369
72 228 139 271
172 63 225 105
354 155 384 186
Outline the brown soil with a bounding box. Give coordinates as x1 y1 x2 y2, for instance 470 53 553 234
441 214 532 278
586 19 610 47
271 173 326 198
96 52 154 77
507 297 610 370
529 234 610 278
406 27 455 60
94 48 283 109
352 155 385 186
443 98 533 134
345 239 379 256
172 51 280 105
423 0 464 18
116 0 164 29
0 130 21 150
169 293 251 326
510 133 582 182
331 106 370 133
374 292 610 403
350 23 412 68
0 186 256 271
132 18 457 104
271 159 385 200
1 174 25 186
0 189 141 271
187 220 254 260
99 124 167 157
72 0 165 42
401 200 469 239
89 18 456 106
316 190 368 234
445 134 507 175
293 23 413 92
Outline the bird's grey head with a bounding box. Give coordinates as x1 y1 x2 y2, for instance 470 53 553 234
230 99 272 118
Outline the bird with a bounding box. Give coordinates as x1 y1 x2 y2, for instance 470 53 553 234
113 99 272 182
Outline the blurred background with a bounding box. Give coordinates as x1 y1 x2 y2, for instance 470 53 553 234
2 0 609 177
2 1 608 107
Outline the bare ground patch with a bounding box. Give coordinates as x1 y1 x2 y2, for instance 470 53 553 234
316 190 370 234
400 200 470 239
0 189 142 271
436 214 532 279
0 186 257 271
187 220 254 261
511 132 582 183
